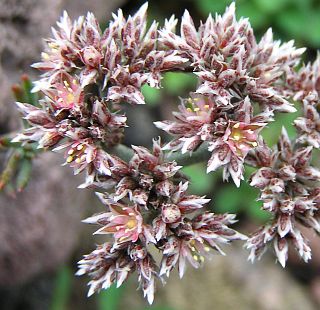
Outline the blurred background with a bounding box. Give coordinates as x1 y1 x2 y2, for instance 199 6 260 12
1 0 320 309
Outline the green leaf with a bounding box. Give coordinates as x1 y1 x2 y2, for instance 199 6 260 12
182 163 215 195
261 106 299 146
253 0 291 14
98 284 125 310
162 73 197 96
141 85 161 106
21 74 39 106
215 184 243 213
16 158 32 192
236 1 269 30
50 266 72 310
195 0 231 15
247 197 272 222
275 8 308 39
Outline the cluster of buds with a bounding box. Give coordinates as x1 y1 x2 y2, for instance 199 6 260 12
8 1 320 305
245 129 320 266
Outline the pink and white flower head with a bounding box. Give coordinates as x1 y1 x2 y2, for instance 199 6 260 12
49 74 84 109
155 94 218 153
224 121 260 158
83 199 144 244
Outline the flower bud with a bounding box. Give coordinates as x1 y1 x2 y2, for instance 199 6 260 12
81 46 101 67
130 245 147 261
161 203 181 223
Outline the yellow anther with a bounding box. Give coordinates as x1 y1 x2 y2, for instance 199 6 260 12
251 142 258 147
233 123 240 129
186 108 192 112
73 79 78 85
66 93 74 104
126 219 137 229
204 246 210 252
66 156 73 163
77 144 84 151
193 255 199 261
41 52 50 60
63 80 70 87
48 42 59 49
75 158 82 164
187 98 193 104
193 107 200 112
199 256 205 263
191 246 196 252
67 149 74 155
204 104 210 109
233 135 240 141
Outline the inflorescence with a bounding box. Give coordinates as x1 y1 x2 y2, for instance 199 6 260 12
11 2 320 304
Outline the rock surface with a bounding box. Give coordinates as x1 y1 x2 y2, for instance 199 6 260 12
0 0 124 286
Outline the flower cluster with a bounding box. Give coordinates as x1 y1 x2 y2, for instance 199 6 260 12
10 0 320 305
156 95 269 186
32 3 187 104
78 139 246 303
156 3 304 187
245 129 320 266
159 3 304 112
286 56 320 148
13 73 126 187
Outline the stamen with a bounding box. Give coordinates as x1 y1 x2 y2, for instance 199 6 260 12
204 104 210 109
193 107 200 112
204 246 210 252
67 149 74 155
41 52 50 60
233 123 240 129
66 156 73 163
75 158 82 164
77 144 84 151
193 255 199 261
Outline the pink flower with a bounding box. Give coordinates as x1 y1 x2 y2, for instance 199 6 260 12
83 200 144 244
224 121 260 158
51 75 84 109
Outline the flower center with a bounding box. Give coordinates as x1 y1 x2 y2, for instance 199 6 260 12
126 218 137 229
230 123 258 148
66 144 87 164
